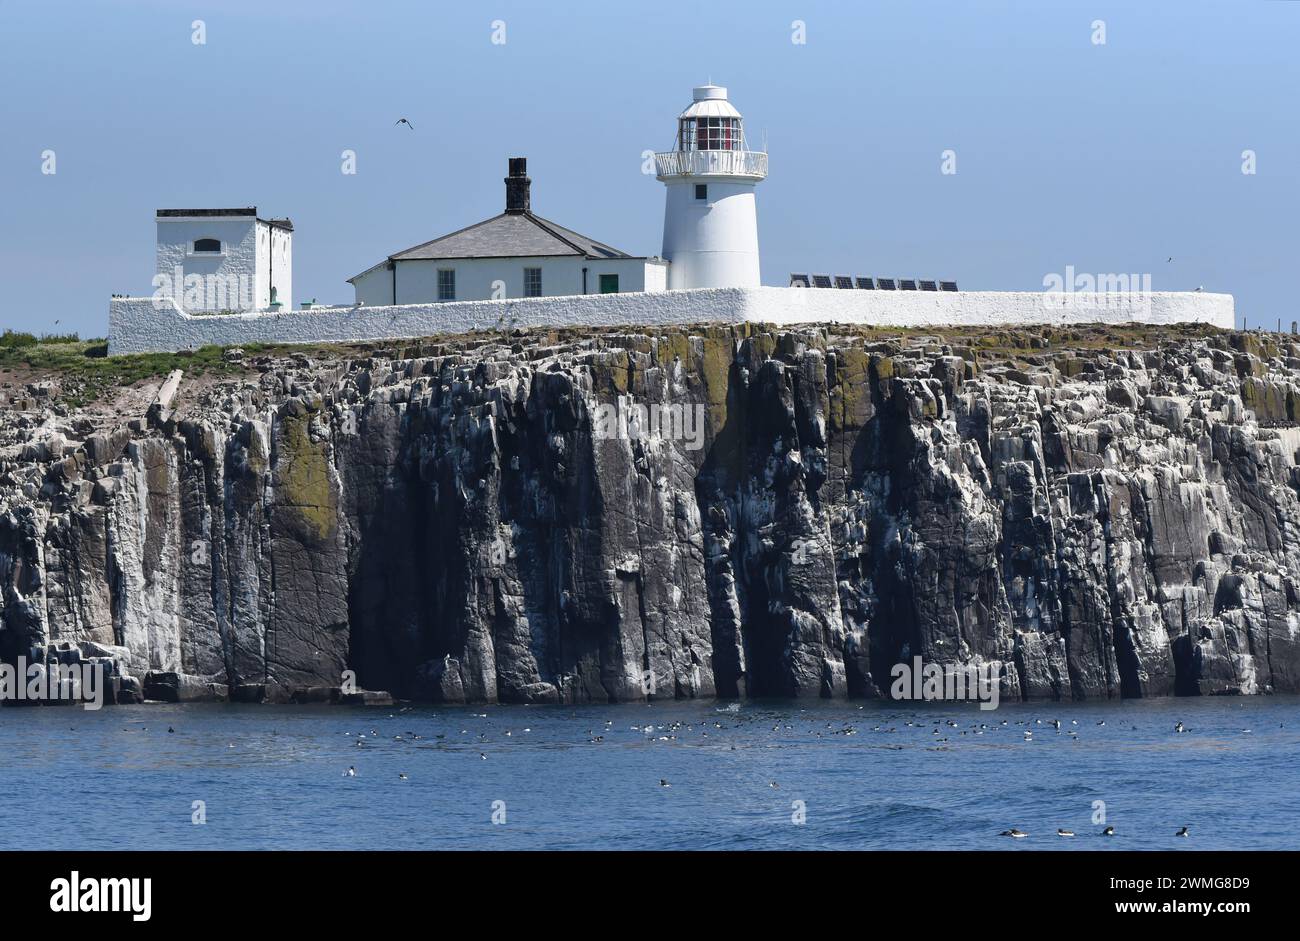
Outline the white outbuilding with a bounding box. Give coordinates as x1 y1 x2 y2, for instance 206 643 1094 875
348 158 667 305
154 208 292 312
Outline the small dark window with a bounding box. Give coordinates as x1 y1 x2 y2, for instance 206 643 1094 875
193 238 221 253
599 274 619 294
695 184 708 201
438 269 456 301
523 267 543 297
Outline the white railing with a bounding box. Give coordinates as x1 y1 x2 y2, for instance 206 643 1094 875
654 149 768 179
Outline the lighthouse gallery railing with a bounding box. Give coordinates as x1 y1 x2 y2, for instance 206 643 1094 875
653 150 768 180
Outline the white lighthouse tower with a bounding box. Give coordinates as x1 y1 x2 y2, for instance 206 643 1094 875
655 84 768 290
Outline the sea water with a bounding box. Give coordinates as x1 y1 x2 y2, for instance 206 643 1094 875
1 696 1295 850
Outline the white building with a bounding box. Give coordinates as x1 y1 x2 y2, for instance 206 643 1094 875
655 85 767 290
110 82 1238 354
349 158 667 305
154 208 292 312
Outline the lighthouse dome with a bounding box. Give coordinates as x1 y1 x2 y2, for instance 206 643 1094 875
678 85 743 120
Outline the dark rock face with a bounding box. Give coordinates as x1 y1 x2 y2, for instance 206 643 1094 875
3 324 1300 703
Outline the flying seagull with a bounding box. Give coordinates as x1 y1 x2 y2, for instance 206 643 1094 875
395 118 414 130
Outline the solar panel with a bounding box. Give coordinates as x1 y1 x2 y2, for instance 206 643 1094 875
919 280 938 291
834 276 853 289
789 274 811 288
812 274 833 288
899 279 918 291
940 281 958 292
855 277 875 289
877 278 896 290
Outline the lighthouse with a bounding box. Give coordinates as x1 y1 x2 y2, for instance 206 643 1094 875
655 85 768 290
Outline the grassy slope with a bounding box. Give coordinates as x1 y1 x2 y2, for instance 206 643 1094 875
1 332 257 407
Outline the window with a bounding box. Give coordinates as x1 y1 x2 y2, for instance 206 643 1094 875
193 238 221 253
438 269 456 301
695 184 708 201
523 267 543 297
599 274 619 294
678 116 741 152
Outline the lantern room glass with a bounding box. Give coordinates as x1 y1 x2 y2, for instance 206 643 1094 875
678 117 742 152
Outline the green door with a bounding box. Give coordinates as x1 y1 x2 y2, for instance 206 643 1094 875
599 274 619 294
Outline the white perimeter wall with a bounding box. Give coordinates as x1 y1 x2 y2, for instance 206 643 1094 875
108 287 1235 355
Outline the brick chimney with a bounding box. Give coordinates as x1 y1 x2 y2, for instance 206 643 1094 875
505 157 530 214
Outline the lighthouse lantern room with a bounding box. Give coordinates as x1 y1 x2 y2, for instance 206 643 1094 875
655 85 767 290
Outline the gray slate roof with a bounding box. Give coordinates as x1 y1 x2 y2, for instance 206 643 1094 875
350 211 634 282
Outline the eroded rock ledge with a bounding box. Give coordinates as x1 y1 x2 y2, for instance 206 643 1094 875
3 322 1298 704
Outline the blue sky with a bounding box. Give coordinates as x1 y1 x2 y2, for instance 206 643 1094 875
1 0 1296 337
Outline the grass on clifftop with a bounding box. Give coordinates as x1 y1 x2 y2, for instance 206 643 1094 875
0 321 1243 408
0 330 260 407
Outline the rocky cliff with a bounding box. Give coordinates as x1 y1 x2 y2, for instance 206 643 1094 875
3 322 1299 705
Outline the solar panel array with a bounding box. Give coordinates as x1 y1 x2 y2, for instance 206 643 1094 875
790 274 958 291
